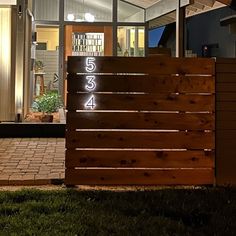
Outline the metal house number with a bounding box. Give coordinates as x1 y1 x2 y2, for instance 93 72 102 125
84 57 96 109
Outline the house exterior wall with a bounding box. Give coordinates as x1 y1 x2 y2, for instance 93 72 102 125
187 6 236 58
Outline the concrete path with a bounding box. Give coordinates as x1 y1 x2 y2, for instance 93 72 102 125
0 138 65 185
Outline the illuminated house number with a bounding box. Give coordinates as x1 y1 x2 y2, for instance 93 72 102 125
85 76 96 91
84 57 96 109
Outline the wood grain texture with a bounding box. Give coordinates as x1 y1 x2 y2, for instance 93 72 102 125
216 73 236 83
216 142 236 186
216 58 236 64
216 63 236 73
217 130 236 140
67 56 215 75
66 131 215 149
66 112 215 130
65 150 214 168
104 26 113 56
217 92 236 101
67 93 215 112
65 169 214 185
216 59 236 186
65 25 73 60
67 74 215 93
216 102 236 111
216 84 236 93
217 111 236 120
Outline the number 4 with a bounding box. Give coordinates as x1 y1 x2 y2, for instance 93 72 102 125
85 95 96 109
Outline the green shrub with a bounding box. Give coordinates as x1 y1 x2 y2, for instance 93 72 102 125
32 93 63 114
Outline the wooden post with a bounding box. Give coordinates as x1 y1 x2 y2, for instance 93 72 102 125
216 58 236 186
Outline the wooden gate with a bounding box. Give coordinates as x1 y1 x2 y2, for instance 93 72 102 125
65 56 215 185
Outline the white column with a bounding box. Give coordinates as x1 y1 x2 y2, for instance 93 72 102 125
15 0 26 120
0 7 14 121
176 0 180 57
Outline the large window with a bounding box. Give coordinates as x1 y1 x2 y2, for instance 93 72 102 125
29 0 146 123
118 0 144 23
117 26 145 56
64 0 112 22
34 0 59 21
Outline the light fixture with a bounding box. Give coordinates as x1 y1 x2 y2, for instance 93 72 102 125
75 18 83 22
84 12 95 22
67 13 75 21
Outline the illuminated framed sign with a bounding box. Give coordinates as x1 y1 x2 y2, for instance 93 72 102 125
84 57 96 109
0 0 17 5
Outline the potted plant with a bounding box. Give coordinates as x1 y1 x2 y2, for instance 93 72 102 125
34 60 44 73
32 93 63 122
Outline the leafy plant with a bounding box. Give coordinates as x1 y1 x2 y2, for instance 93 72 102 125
34 60 44 71
32 93 63 114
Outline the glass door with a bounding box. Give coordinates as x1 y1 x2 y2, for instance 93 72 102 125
34 25 59 96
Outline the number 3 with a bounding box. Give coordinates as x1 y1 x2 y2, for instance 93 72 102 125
85 76 96 91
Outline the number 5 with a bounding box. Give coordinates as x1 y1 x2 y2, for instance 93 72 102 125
86 57 96 73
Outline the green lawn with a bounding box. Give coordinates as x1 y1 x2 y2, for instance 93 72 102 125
0 187 235 235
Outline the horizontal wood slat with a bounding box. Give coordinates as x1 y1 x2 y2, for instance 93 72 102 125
216 64 236 73
67 94 214 112
216 111 236 129
67 56 215 75
217 92 236 101
217 111 236 120
216 73 236 83
65 169 214 185
66 131 215 149
217 130 236 140
66 112 215 130
67 74 215 93
216 84 236 92
216 102 236 111
216 58 236 64
66 150 214 168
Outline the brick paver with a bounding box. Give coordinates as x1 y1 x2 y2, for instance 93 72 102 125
0 138 65 185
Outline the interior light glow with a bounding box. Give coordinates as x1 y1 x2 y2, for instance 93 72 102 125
0 0 16 5
67 13 75 21
75 18 83 22
84 12 95 22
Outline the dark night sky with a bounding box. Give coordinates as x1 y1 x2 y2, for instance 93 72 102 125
148 26 165 47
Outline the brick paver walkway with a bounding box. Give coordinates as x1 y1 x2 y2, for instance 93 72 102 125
0 138 65 185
